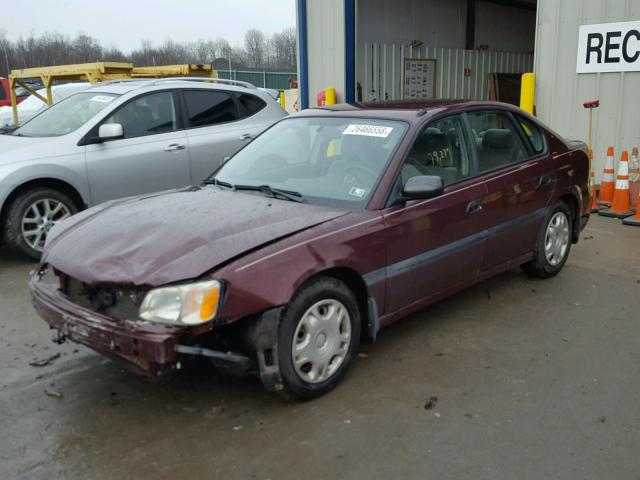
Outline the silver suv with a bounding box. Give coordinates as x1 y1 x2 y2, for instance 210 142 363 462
0 78 286 259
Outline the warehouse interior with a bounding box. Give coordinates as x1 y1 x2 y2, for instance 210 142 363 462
355 0 538 102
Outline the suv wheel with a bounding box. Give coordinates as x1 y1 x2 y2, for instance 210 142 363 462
277 277 361 400
522 202 572 278
4 188 77 260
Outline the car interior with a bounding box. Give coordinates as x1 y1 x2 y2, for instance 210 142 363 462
402 117 471 186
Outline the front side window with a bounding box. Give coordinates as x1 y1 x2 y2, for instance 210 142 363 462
212 117 408 207
466 111 528 173
13 92 118 137
103 91 177 139
401 115 472 186
184 90 241 127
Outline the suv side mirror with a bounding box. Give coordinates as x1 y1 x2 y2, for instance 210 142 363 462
98 123 124 141
402 175 444 200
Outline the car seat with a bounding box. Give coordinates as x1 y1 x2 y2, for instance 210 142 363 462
479 128 523 171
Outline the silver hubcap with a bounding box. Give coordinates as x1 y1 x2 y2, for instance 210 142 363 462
544 211 570 266
21 199 71 252
292 299 352 384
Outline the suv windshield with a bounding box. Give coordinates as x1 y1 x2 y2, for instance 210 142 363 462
212 116 408 207
14 92 118 137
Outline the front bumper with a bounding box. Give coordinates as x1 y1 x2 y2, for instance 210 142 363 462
30 276 183 378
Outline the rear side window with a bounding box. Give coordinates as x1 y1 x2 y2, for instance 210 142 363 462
0 83 6 100
237 93 266 116
184 90 241 127
516 115 545 154
466 111 529 173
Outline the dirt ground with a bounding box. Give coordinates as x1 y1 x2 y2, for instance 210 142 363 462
1 214 639 480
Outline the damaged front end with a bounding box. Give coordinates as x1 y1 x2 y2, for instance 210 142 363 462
30 265 185 378
29 265 285 387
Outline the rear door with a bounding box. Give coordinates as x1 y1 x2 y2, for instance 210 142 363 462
85 90 190 205
181 89 265 183
465 110 554 271
382 114 489 314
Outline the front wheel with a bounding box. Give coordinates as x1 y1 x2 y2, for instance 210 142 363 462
522 202 572 278
277 277 361 400
3 188 77 260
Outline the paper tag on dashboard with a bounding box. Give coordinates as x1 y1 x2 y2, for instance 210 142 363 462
343 124 393 138
90 95 113 103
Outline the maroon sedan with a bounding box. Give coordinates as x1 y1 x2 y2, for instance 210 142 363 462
30 101 591 399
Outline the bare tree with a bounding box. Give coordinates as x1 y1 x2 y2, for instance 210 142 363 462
244 29 266 68
0 29 297 79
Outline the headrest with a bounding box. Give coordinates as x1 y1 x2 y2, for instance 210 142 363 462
482 129 513 149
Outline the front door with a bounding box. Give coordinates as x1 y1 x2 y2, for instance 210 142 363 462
465 110 555 271
383 114 489 314
86 90 190 205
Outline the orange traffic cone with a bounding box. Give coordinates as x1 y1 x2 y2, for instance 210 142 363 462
589 150 598 213
622 190 640 226
597 146 616 207
599 150 634 218
630 147 640 209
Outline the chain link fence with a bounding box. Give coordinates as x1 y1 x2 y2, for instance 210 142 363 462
216 69 297 90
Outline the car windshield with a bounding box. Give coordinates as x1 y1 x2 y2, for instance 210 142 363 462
13 92 118 137
212 116 408 207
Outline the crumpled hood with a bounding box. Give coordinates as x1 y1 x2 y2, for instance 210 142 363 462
43 186 348 286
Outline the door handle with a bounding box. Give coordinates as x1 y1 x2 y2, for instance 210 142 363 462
239 133 254 141
466 199 484 214
538 175 555 189
164 143 186 152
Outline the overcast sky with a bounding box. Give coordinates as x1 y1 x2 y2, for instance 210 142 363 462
3 0 297 51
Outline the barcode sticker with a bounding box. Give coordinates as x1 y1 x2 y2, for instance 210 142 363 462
343 124 393 138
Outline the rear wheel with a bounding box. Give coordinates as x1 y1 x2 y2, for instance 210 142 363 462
277 277 361 400
522 202 572 278
3 188 77 260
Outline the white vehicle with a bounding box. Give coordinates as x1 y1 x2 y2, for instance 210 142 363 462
0 77 287 259
0 83 92 127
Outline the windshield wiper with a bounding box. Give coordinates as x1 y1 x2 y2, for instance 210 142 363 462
202 178 233 188
236 184 304 203
204 179 304 203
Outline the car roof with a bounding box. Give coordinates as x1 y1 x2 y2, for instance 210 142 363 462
82 78 266 97
294 100 524 123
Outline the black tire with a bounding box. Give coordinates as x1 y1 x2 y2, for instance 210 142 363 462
521 201 573 279
3 188 78 261
277 277 361 400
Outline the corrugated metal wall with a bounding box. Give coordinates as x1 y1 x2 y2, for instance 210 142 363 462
306 0 346 104
535 0 640 181
360 42 533 102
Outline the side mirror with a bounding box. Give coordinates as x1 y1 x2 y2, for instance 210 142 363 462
98 123 124 141
402 175 444 200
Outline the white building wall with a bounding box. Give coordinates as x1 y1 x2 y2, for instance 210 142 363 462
306 0 346 105
535 0 640 180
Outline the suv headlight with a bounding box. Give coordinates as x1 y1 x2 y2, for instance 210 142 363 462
139 280 223 325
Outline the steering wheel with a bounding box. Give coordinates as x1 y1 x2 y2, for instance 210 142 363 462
345 165 377 185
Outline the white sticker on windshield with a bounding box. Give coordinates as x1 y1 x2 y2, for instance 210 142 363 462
349 187 367 198
343 124 393 138
90 95 113 103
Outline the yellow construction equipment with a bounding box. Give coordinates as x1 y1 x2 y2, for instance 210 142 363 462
9 62 217 125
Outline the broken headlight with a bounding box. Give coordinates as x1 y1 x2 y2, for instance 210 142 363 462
138 279 222 325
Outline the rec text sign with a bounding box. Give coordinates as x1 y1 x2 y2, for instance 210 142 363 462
577 21 640 73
